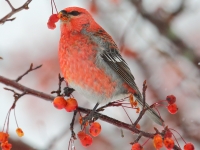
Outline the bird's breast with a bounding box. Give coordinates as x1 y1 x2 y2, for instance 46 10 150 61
59 33 124 102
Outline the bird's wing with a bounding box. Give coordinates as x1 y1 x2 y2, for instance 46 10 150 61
100 47 164 125
100 48 141 95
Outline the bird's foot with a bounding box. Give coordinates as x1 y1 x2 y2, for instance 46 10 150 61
81 111 98 129
81 103 99 129
81 114 92 129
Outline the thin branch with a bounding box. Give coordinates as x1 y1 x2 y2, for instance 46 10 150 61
51 74 64 96
5 0 15 10
70 111 77 140
0 0 32 24
130 133 142 144
142 80 147 110
133 80 148 126
0 75 54 101
4 88 27 103
15 63 42 82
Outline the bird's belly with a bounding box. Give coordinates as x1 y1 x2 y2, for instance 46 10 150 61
59 46 127 103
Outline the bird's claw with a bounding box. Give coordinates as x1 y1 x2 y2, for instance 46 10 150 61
81 114 93 129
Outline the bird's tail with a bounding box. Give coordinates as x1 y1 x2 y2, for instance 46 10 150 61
134 93 164 126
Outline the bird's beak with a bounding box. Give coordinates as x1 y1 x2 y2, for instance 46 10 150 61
58 10 69 21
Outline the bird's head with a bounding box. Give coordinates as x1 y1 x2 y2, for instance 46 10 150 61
58 7 97 32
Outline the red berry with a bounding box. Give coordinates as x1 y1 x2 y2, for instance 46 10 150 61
153 134 163 149
1 141 12 150
65 98 78 112
49 14 59 23
77 131 86 140
164 129 172 138
167 103 178 114
47 14 59 30
184 143 195 150
164 138 174 149
89 122 101 137
166 95 176 104
53 96 67 109
79 116 89 127
136 124 140 130
131 143 143 150
80 134 93 146
0 132 9 143
47 21 56 30
16 128 24 137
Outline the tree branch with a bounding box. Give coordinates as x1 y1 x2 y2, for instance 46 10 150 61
0 0 32 24
15 63 42 82
0 75 53 101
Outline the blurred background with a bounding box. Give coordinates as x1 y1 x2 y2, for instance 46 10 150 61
0 0 200 149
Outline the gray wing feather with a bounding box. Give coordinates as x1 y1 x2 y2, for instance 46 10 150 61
101 48 164 125
101 49 139 92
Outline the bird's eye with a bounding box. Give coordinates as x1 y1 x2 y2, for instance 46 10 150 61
69 11 81 16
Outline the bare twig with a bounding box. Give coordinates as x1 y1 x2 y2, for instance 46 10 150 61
15 63 42 82
4 88 27 109
0 75 54 101
142 80 147 110
0 0 32 24
133 80 148 126
51 74 75 97
130 133 142 144
70 111 77 140
51 74 64 96
97 101 123 111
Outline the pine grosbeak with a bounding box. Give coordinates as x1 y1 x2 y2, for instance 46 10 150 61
58 7 164 125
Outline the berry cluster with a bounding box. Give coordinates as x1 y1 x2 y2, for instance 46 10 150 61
53 96 102 147
53 96 78 112
52 91 194 149
0 132 11 150
47 14 59 30
0 121 24 150
166 95 178 114
153 131 194 150
0 102 24 150
77 122 102 146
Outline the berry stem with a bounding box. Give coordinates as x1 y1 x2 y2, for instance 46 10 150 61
2 109 11 132
154 107 162 124
6 109 11 133
50 0 53 14
170 128 187 144
70 110 77 139
14 108 19 128
142 137 150 147
153 100 168 107
122 106 133 124
52 0 58 14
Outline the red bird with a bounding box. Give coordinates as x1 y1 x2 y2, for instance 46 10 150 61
58 7 164 125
